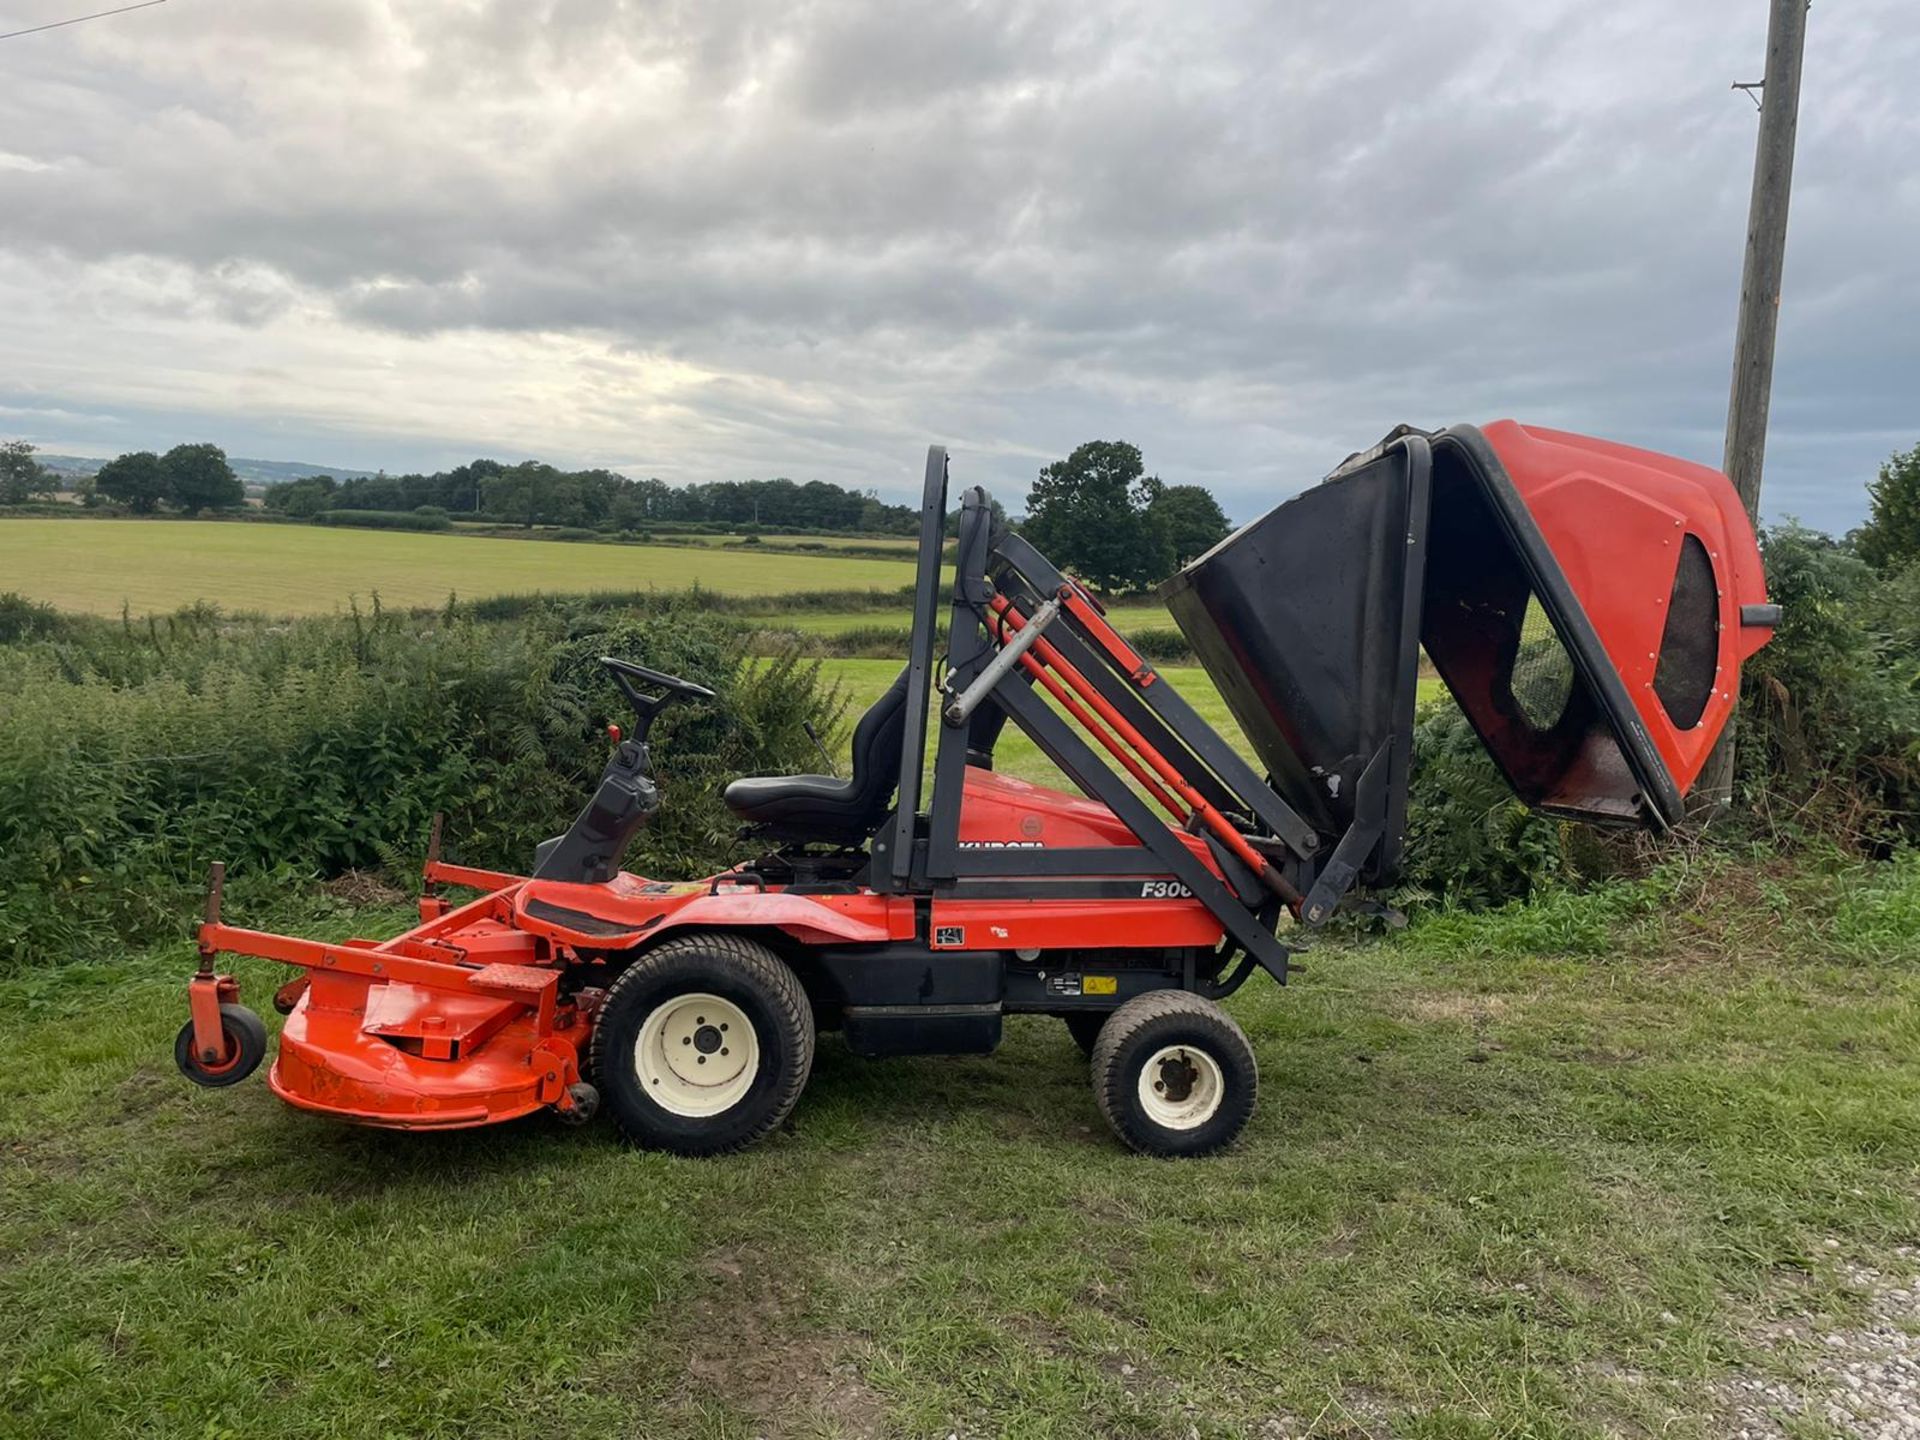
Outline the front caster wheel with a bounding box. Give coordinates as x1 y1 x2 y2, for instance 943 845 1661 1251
591 933 814 1155
557 1081 599 1126
1090 991 1256 1157
174 1003 268 1088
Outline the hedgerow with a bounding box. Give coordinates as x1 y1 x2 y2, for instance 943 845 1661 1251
311 508 452 531
0 599 840 969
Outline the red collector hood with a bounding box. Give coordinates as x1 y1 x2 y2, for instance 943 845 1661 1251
1164 419 1775 841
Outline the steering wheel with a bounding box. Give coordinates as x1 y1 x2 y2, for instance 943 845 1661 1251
598 656 716 740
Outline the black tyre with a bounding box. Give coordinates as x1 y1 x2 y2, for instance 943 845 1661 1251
1061 1012 1106 1058
174 1003 269 1089
591 933 814 1155
1090 991 1257 1157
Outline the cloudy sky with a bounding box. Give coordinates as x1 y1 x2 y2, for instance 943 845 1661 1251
1 0 1912 529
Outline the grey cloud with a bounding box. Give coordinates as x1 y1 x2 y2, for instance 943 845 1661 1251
0 0 1913 528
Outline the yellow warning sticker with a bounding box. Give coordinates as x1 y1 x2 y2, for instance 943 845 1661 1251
1084 974 1118 995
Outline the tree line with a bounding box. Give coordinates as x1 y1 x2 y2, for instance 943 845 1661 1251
2 440 244 514
264 462 925 534
260 444 1236 586
5 431 1238 591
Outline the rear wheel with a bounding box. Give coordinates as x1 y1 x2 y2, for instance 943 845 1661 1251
591 933 814 1155
1090 991 1256 1157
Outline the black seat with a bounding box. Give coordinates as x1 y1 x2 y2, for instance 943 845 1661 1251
722 666 911 845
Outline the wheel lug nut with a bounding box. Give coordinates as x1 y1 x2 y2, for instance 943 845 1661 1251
697 1055 706 1064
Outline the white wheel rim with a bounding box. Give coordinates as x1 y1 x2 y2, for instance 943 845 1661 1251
634 992 760 1118
1137 1044 1225 1130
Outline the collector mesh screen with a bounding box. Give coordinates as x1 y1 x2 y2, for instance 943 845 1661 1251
1509 594 1575 731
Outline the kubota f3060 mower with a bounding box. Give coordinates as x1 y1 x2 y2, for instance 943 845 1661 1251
178 422 1775 1156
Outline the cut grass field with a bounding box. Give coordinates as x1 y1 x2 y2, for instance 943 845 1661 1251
445 525 920 553
0 519 917 616
816 658 1244 783
811 658 1444 785
748 602 1172 636
4 855 1917 1438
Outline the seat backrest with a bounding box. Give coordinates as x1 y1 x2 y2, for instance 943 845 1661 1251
846 665 912 822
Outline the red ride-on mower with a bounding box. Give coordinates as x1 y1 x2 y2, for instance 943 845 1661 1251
178 422 1776 1156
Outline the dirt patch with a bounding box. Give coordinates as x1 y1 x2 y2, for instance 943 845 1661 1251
669 1245 887 1438
1719 1245 1920 1438
1254 1384 1395 1438
1395 992 1513 1025
114 1065 174 1117
321 870 408 906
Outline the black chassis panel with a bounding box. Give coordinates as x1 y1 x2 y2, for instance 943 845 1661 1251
808 941 1189 1017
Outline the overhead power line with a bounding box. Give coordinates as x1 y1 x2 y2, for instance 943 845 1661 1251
0 0 167 42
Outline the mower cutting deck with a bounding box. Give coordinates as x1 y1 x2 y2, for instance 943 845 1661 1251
178 423 1775 1156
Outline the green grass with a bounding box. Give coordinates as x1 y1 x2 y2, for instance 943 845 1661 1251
443 527 920 553
747 603 1172 636
688 534 918 552
0 520 917 616
813 658 1443 787
815 659 1246 789
3 856 1917 1437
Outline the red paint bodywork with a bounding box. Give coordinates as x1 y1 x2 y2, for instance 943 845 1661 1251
200 770 1228 1127
1480 420 1771 795
935 771 1229 950
272 967 586 1130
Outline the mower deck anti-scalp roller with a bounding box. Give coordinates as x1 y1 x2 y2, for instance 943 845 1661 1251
179 423 1776 1156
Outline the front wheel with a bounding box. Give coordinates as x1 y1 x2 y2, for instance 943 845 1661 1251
174 1003 269 1088
591 933 814 1155
1090 991 1257 1157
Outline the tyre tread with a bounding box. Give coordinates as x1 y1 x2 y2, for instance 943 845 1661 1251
1090 989 1256 1156
590 931 814 1153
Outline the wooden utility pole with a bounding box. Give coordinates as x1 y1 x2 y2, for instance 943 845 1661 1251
1696 0 1810 812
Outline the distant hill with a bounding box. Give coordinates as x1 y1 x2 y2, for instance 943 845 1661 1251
36 453 378 488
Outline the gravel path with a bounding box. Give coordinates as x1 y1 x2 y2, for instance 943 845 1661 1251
1724 1246 1920 1439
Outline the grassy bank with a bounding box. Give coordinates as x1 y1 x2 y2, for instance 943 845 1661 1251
2 852 1915 1438
0 603 844 967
